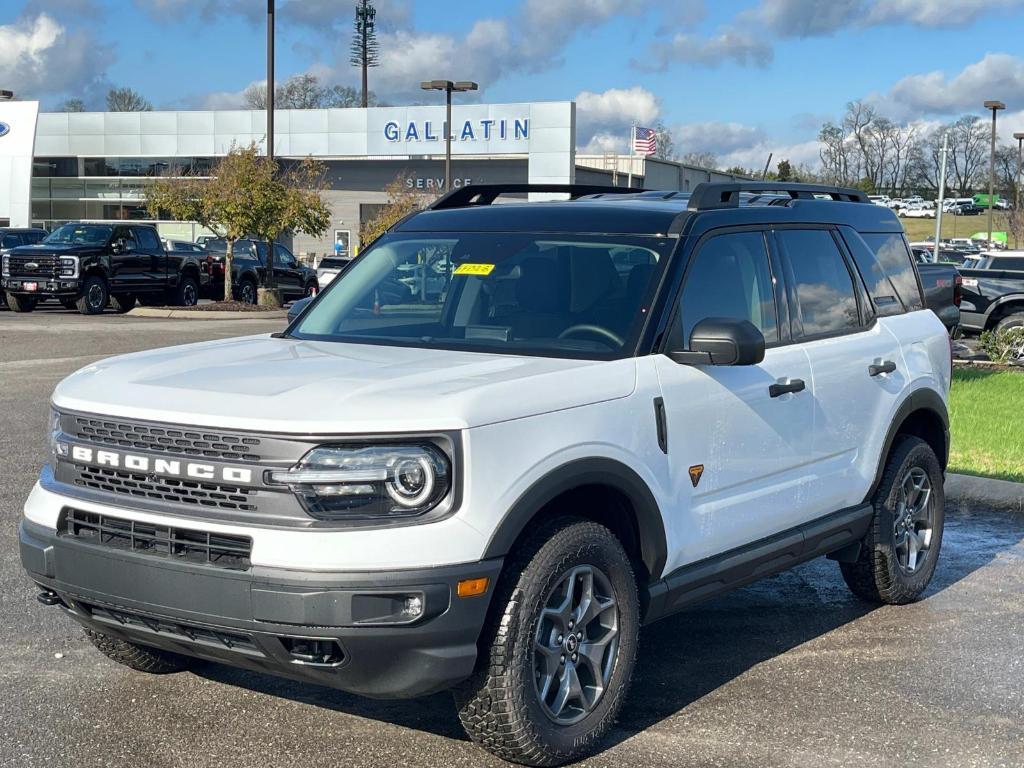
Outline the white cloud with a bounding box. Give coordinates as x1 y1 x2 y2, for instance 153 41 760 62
865 0 1024 27
716 137 823 172
672 121 767 155
0 13 112 100
881 53 1024 117
643 30 773 70
574 86 661 152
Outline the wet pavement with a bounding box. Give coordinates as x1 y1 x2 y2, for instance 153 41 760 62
1 308 1022 767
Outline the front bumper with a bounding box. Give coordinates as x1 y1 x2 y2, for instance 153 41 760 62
20 519 501 698
2 277 81 296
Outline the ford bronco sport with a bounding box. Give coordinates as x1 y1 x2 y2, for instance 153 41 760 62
20 182 952 766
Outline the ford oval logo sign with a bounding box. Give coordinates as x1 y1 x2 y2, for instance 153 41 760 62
0 122 9 137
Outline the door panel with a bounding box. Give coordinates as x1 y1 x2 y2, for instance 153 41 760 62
109 226 141 290
132 226 166 289
274 244 303 298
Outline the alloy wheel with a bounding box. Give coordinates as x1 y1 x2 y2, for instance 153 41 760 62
533 565 619 725
87 282 105 310
893 466 935 574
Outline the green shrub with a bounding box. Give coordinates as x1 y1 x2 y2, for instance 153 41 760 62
978 326 1024 363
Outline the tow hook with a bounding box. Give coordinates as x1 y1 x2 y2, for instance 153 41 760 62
36 590 62 607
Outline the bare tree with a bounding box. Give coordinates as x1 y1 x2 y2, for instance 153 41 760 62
653 122 676 161
106 87 152 112
58 98 86 112
819 122 852 184
680 151 718 170
945 116 989 196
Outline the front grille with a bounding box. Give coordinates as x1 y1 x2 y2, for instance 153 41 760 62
72 416 264 462
75 466 257 512
9 254 59 279
63 508 253 570
81 602 260 654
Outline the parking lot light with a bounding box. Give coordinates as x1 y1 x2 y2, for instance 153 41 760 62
1014 132 1024 223
983 100 1005 245
420 80 479 193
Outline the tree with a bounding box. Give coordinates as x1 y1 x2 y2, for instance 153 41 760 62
653 122 675 161
360 176 433 247
244 75 380 110
680 151 718 170
247 156 332 306
58 98 86 112
146 144 266 302
351 0 379 109
277 74 324 109
106 87 152 112
776 159 794 182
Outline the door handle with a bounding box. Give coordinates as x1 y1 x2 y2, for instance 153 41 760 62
869 359 897 377
769 378 805 398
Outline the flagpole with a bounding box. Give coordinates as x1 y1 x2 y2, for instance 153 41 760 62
627 123 635 188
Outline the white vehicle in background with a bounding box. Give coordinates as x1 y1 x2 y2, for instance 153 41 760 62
901 205 936 219
315 256 352 287
869 195 891 207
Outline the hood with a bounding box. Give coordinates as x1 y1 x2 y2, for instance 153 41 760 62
10 243 105 257
52 335 637 433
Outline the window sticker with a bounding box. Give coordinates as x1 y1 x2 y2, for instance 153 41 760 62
454 263 496 276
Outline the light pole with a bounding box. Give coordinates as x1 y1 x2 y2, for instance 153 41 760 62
1015 131 1024 212
264 0 276 294
983 100 1005 245
420 80 478 192
933 133 948 263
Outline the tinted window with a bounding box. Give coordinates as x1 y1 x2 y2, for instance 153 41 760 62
24 231 46 244
777 229 861 337
860 233 924 311
844 232 905 317
318 257 349 269
43 224 112 246
2 234 23 249
678 231 778 345
995 257 1024 271
275 244 296 266
134 227 161 250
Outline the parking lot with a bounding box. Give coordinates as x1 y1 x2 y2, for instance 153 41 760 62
1 308 1023 768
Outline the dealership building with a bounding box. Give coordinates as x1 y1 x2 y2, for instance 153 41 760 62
0 99 741 258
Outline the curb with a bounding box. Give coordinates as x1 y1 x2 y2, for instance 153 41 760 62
127 308 288 320
945 473 1024 510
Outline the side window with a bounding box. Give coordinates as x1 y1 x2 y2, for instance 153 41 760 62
677 231 779 346
997 257 1024 271
134 227 161 250
776 229 861 337
113 226 137 249
843 231 905 317
274 244 297 267
1 234 23 249
860 233 924 311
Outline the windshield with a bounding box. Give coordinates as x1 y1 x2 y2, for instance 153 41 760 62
291 232 672 359
43 224 112 246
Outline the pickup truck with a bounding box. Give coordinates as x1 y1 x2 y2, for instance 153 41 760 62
2 222 207 315
201 238 318 304
910 248 962 334
957 252 1024 332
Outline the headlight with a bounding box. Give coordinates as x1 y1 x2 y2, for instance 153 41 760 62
48 408 68 473
59 256 79 278
269 443 451 521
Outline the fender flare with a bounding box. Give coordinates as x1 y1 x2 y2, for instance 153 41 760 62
481 457 668 581
865 388 949 502
986 294 1024 323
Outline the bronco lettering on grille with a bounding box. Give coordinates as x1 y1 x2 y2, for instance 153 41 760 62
69 445 253 484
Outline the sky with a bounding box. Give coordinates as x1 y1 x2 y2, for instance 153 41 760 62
3 0 1024 170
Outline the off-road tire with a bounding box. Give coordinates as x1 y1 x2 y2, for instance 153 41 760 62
237 278 257 305
5 292 37 312
840 436 944 604
84 629 192 674
75 275 108 315
994 311 1024 333
109 293 136 313
454 519 640 766
172 276 199 307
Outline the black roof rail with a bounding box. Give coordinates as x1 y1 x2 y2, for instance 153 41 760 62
687 182 870 211
428 183 644 210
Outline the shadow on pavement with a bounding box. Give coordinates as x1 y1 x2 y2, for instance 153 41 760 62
191 500 1024 747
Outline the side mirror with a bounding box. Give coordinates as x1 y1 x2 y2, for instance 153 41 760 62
111 239 124 255
668 317 766 366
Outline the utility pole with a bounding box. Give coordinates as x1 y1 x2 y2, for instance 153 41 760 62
933 134 948 263
352 0 379 109
420 80 478 192
1015 132 1024 249
983 100 1005 246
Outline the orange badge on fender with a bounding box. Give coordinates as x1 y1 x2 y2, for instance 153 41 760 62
688 464 704 488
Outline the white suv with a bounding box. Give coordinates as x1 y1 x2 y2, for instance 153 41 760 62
21 182 952 766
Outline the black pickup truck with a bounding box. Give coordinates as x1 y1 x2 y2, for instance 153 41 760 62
957 253 1024 333
908 247 962 334
2 222 208 315
202 238 318 304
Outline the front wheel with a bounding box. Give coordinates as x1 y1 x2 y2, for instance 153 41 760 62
455 519 639 766
840 436 945 604
5 292 37 312
84 629 192 674
75 276 109 315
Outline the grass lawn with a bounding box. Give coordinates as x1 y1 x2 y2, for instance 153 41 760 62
900 212 1015 244
948 367 1024 483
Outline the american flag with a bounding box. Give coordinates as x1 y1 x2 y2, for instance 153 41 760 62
632 126 657 155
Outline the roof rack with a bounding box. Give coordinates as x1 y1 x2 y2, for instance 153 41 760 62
687 182 870 211
429 183 644 210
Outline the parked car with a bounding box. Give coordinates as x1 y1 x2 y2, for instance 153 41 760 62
909 248 962 333
1 227 48 254
951 202 983 216
2 222 207 314
21 182 954 766
316 255 353 288
203 238 318 304
958 252 1024 333
900 205 935 219
868 195 891 207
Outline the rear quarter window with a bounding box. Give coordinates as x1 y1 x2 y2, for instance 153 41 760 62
859 233 924 311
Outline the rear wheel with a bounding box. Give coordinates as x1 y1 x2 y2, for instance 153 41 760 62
84 629 192 674
109 293 136 313
237 278 257 305
5 292 37 312
455 519 640 766
172 276 199 307
840 436 944 605
995 312 1024 333
75 276 108 315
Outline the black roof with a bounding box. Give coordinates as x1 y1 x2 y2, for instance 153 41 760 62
0 226 47 233
394 183 904 238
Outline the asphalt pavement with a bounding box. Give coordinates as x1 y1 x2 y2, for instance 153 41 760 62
1 305 1022 768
